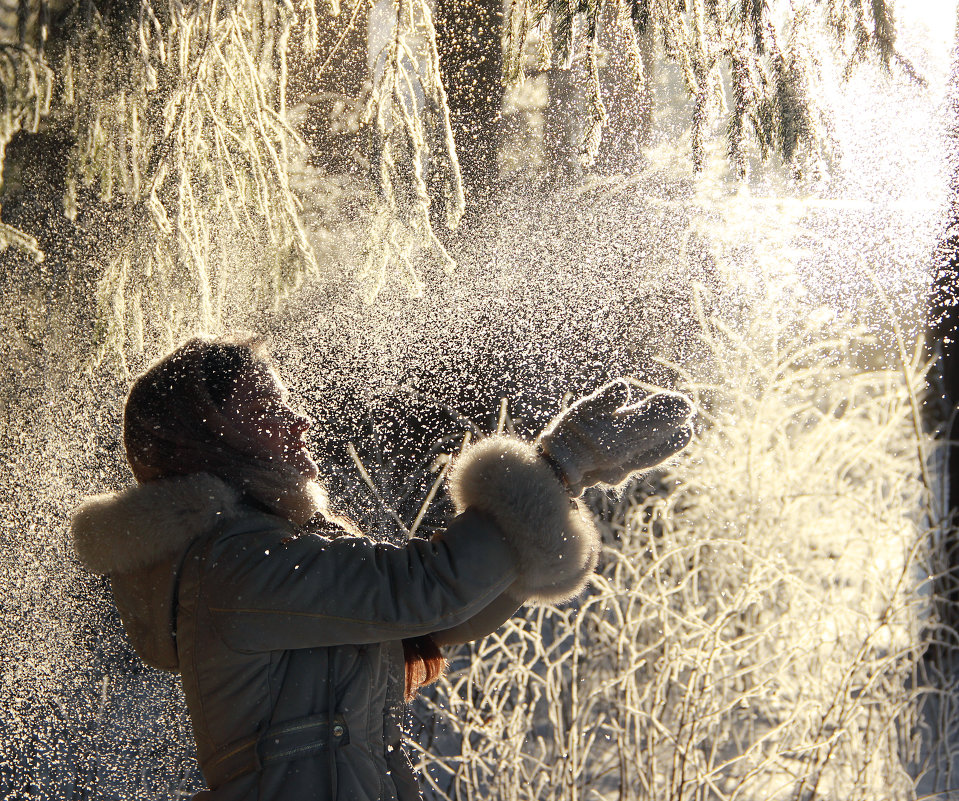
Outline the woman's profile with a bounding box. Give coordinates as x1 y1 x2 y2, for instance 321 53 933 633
71 333 693 800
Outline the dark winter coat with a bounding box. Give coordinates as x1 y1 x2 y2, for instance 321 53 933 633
71 436 600 801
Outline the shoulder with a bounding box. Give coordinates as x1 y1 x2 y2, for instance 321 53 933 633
200 510 299 571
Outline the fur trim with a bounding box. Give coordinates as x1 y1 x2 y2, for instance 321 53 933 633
447 436 601 604
71 473 244 576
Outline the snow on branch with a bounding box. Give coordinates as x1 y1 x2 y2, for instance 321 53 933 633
504 0 922 176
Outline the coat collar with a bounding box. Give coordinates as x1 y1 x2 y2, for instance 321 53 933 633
71 473 245 576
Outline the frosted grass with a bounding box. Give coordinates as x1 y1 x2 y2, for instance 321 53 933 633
400 277 939 801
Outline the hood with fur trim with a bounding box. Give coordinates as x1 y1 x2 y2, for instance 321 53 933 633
71 473 246 670
72 473 244 576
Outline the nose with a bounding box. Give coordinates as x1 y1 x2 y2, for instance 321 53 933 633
292 411 312 435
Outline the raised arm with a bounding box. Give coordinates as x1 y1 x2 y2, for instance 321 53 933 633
203 435 602 653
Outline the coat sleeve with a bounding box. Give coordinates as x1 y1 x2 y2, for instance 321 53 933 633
203 509 519 652
430 589 524 646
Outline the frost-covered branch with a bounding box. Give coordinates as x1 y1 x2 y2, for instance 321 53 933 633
504 0 920 175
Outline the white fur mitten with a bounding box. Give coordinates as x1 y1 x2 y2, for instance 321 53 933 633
536 379 695 496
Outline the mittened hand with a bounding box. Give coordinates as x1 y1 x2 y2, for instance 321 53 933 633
535 379 695 497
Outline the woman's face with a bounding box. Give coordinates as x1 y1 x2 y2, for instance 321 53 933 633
220 364 320 480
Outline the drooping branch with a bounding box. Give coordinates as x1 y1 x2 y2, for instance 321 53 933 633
2 0 324 365
504 0 918 175
362 0 463 298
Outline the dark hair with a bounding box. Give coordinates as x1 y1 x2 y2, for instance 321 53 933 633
202 339 267 407
123 332 270 483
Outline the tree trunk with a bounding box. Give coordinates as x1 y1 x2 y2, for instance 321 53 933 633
544 65 583 185
285 2 372 176
432 0 503 201
542 8 656 182
928 12 959 637
594 9 655 173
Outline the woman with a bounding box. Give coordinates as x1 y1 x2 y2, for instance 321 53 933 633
71 333 693 801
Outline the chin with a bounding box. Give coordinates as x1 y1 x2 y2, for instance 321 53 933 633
282 444 320 480
294 455 321 481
